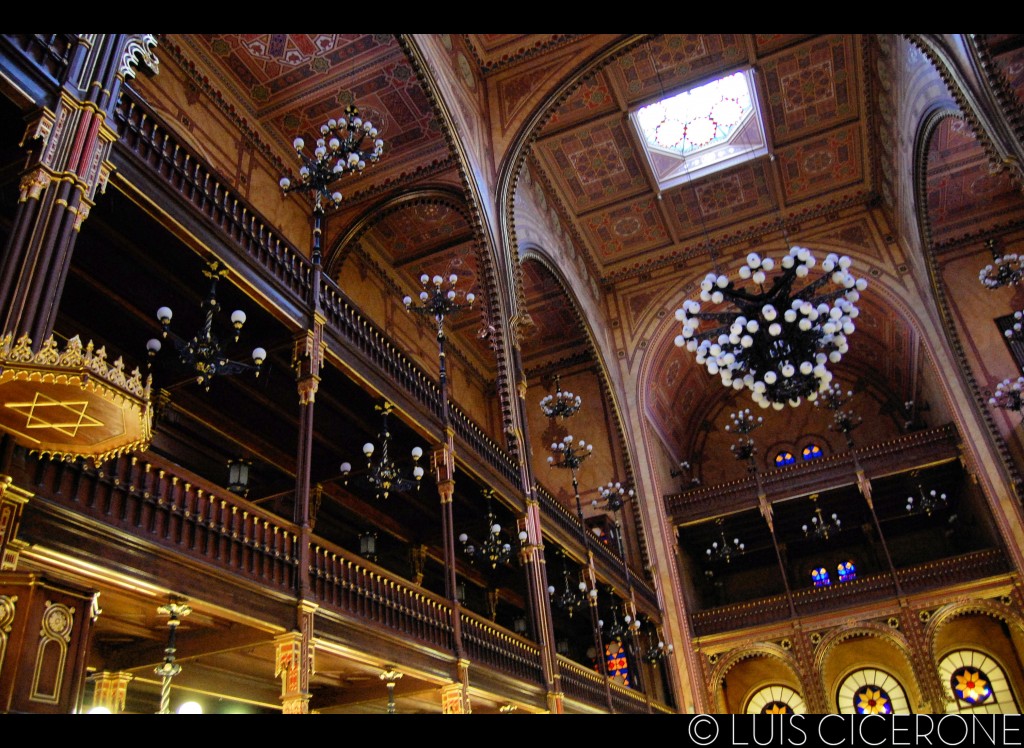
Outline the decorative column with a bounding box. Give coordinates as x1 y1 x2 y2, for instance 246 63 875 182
88 671 133 714
274 601 317 714
0 35 158 344
153 600 190 714
517 495 563 713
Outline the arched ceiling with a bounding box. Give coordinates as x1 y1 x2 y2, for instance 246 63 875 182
154 33 1024 488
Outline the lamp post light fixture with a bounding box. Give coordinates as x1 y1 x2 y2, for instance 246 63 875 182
990 376 1024 413
339 401 424 500
906 484 949 517
540 374 582 420
674 247 866 408
154 601 191 715
379 665 403 715
146 261 266 392
979 238 1024 290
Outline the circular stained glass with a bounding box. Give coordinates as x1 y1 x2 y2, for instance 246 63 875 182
951 667 992 704
854 685 893 714
761 701 791 714
775 451 796 467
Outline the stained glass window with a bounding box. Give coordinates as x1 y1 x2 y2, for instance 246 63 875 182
775 451 796 467
939 650 1019 713
745 684 806 714
838 560 857 582
854 685 894 715
605 638 630 688
837 668 910 714
802 444 823 460
812 567 830 587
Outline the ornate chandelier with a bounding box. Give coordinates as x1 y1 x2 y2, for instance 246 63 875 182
989 376 1024 413
146 260 266 392
802 497 841 541
279 104 383 215
706 518 745 563
674 247 867 408
906 484 949 517
340 401 425 500
815 383 862 447
540 375 582 419
1004 310 1024 342
458 491 525 569
548 552 588 618
726 408 762 464
979 238 1024 289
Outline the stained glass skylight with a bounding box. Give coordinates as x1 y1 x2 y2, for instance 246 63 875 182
631 69 767 189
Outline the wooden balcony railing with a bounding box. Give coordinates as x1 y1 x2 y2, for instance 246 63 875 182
309 540 453 652
20 450 299 592
460 609 545 685
691 548 1011 637
609 679 651 714
557 656 609 708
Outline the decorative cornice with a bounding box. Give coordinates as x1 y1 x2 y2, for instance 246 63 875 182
461 34 586 77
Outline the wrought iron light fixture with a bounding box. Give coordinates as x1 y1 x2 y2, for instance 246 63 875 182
906 484 948 517
990 376 1024 413
706 517 745 563
458 491 526 569
548 554 587 618
674 247 866 408
979 238 1024 289
803 497 841 541
816 383 862 447
154 600 191 715
726 408 763 465
403 272 475 334
540 374 582 420
147 260 266 392
339 401 424 500
1004 310 1024 342
279 104 383 216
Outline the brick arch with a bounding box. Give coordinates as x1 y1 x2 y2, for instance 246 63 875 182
709 642 807 714
926 598 1024 657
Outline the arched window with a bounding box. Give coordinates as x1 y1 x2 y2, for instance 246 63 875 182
939 650 1019 713
802 443 823 461
837 668 910 714
745 684 806 714
811 567 830 587
838 560 857 582
775 450 796 467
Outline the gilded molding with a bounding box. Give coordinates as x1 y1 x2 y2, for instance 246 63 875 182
30 601 74 704
0 594 16 677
